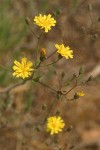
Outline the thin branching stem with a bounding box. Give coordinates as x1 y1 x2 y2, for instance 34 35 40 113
28 22 43 60
63 95 74 102
46 50 57 60
37 81 56 92
28 24 39 38
40 58 60 67
42 98 57 124
36 31 43 59
64 83 77 96
0 80 26 94
63 72 81 96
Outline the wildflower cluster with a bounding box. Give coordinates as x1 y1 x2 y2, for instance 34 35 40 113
11 14 87 137
13 15 74 80
0 11 92 150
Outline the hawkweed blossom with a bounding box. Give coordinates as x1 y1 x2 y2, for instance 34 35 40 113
76 91 85 97
13 57 34 79
74 91 85 99
46 116 65 135
55 44 73 59
34 14 56 33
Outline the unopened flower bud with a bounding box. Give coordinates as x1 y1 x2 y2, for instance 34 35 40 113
86 75 93 82
42 104 47 111
25 17 31 25
61 72 65 78
56 110 61 115
69 145 75 149
79 65 85 75
57 90 62 100
66 125 73 132
74 93 79 99
36 125 41 132
40 48 46 61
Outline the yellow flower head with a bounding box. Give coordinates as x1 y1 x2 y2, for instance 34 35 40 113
34 14 56 33
76 91 85 97
13 57 34 79
46 116 65 135
55 44 73 59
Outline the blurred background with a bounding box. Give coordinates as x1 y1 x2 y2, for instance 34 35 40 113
0 0 100 150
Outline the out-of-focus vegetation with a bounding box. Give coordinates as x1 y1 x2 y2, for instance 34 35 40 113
0 0 27 52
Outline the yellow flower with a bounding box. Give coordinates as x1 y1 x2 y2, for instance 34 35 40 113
55 44 73 59
46 116 65 135
34 14 56 33
76 91 85 97
74 91 85 99
13 57 34 79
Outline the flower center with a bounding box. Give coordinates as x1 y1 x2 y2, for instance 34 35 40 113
52 122 57 128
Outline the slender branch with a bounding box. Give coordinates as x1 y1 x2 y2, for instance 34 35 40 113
37 81 56 92
36 31 43 59
88 0 94 28
0 80 26 94
43 98 57 124
28 21 43 60
63 95 74 102
46 50 57 60
28 24 39 38
63 71 82 96
64 84 77 96
39 58 59 67
35 61 41 69
27 21 43 60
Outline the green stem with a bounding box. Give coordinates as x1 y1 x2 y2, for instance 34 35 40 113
36 31 43 60
39 58 59 67
35 61 41 69
46 50 57 60
28 23 43 61
28 24 39 38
